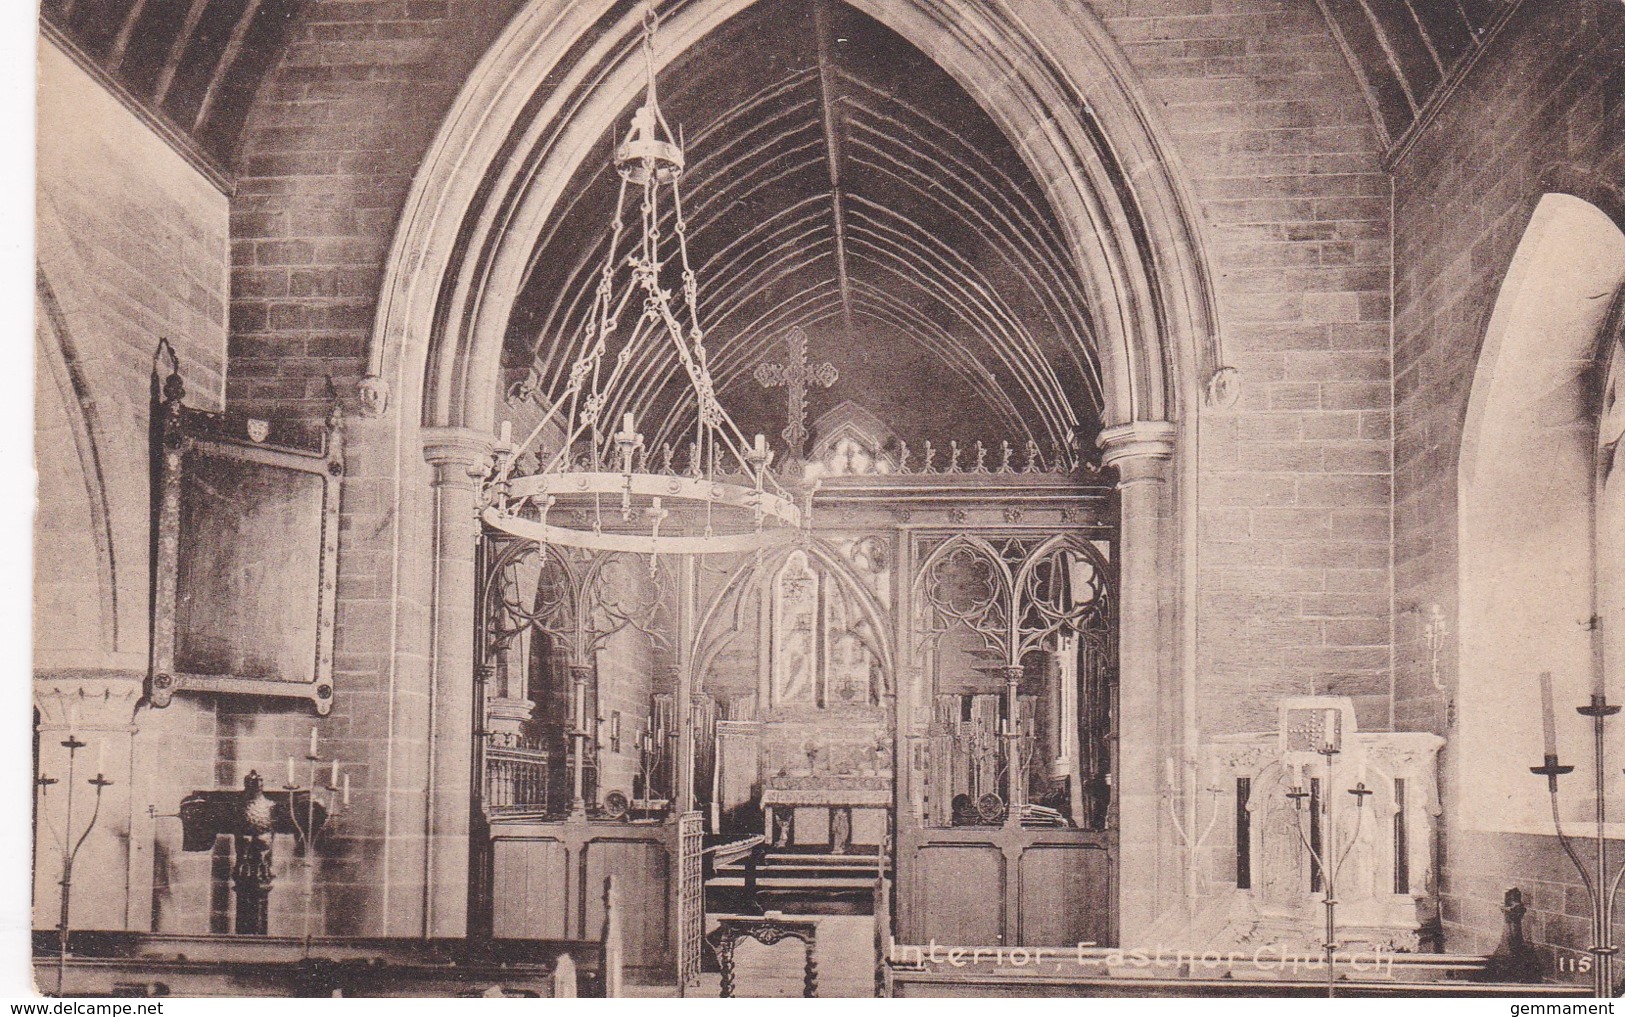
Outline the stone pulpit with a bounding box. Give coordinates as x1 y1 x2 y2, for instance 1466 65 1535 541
1157 697 1443 953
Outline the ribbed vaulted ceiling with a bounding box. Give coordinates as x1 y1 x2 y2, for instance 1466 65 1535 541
504 0 1099 455
40 0 303 167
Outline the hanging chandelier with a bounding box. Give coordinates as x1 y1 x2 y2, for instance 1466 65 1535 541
483 3 803 556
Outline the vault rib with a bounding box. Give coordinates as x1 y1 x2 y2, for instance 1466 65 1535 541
813 0 856 342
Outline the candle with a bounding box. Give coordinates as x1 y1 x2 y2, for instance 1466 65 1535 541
1164 758 1177 788
622 413 636 435
1541 670 1558 757
330 759 340 788
287 756 296 787
342 773 351 805
499 420 512 445
68 700 79 737
754 433 766 456
309 726 319 758
1323 709 1338 752
1356 752 1367 787
1594 616 1607 698
96 740 105 776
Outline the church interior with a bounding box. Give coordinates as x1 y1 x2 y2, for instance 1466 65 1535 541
29 0 1625 998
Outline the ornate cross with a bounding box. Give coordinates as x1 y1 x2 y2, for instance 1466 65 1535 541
753 326 838 457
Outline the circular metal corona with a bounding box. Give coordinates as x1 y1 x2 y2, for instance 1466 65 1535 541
615 136 684 185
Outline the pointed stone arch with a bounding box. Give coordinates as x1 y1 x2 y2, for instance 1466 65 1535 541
366 0 1220 937
1456 193 1625 832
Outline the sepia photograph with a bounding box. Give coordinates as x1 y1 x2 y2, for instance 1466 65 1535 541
19 0 1625 1001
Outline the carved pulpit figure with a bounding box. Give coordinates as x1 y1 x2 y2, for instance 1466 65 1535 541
179 770 327 935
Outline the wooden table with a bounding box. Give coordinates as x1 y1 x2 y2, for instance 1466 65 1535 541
708 916 819 997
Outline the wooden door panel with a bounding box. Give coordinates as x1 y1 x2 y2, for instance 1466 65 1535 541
912 844 1005 945
1017 844 1111 947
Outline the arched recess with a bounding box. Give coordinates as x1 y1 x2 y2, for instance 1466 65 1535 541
1457 193 1625 833
365 0 1220 435
34 268 121 664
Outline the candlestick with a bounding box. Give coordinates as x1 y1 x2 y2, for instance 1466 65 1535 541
1540 670 1558 757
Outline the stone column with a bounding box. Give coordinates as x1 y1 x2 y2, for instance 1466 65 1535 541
421 427 494 937
1098 420 1176 945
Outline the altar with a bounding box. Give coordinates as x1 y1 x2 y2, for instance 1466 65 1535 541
761 775 891 853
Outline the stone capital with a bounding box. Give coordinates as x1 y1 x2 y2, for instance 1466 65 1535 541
34 670 144 732
422 426 496 488
1097 421 1176 484
1097 420 1176 464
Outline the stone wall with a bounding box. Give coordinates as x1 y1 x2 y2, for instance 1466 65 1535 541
1388 0 1625 966
1090 0 1395 736
34 35 229 931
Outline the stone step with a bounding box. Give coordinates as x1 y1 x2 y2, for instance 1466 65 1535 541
707 875 877 891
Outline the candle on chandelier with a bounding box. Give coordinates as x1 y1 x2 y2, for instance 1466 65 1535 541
309 726 319 758
331 759 340 788
754 433 766 457
68 700 80 738
342 773 351 805
96 739 105 777
287 756 297 787
1540 670 1558 757
622 413 636 436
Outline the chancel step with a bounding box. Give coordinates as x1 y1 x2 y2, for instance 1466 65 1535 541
706 846 883 916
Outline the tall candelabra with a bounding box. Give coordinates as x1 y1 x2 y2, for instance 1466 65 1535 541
284 728 350 954
36 731 114 998
1164 760 1224 910
1530 671 1619 998
1284 737 1371 999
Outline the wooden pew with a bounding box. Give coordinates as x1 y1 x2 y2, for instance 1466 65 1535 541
881 945 1592 998
33 932 605 998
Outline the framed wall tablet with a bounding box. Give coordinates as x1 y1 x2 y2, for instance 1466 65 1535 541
148 364 343 715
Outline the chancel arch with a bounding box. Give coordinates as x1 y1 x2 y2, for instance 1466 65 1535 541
1457 192 1625 833
365 0 1220 947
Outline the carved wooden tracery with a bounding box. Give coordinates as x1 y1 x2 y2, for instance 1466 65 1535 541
912 532 1112 667
911 531 1115 829
477 536 679 817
